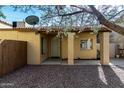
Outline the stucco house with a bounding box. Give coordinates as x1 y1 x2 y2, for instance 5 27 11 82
0 21 111 65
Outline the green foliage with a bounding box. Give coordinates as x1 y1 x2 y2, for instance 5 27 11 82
91 25 100 34
0 6 6 19
0 11 6 19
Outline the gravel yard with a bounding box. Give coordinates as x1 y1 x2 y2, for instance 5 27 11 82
0 65 124 88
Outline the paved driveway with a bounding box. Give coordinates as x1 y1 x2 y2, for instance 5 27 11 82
110 58 124 67
0 64 124 88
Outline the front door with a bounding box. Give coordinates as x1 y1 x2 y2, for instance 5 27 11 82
51 37 60 57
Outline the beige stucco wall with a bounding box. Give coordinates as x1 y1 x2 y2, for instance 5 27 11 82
61 32 97 59
0 30 41 65
0 30 97 65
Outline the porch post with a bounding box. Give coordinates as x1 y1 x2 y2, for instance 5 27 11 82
68 32 75 65
100 32 110 65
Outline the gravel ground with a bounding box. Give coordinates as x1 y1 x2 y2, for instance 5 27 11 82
0 65 124 88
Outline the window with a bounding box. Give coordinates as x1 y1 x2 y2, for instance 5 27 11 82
80 39 92 50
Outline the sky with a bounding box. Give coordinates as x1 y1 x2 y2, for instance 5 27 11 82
1 6 41 24
1 5 123 26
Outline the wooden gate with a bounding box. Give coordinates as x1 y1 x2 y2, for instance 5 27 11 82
0 39 27 76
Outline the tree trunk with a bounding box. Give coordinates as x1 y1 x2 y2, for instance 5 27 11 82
100 19 124 35
89 5 124 35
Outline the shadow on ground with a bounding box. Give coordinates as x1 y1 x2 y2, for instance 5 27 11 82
0 65 124 88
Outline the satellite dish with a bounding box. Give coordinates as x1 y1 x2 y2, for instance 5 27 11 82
25 15 39 26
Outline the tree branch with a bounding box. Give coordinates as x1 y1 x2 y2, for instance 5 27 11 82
58 10 86 16
70 5 93 14
88 5 107 24
89 5 124 35
57 5 94 17
40 10 85 19
108 9 124 20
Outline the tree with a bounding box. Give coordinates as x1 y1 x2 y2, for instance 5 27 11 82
10 5 124 35
0 6 6 19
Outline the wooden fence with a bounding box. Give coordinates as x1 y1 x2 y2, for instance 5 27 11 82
0 39 27 77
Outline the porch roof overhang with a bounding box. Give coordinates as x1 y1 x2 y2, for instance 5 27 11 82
0 26 112 34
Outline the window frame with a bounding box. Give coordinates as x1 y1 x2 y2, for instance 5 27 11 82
80 38 93 50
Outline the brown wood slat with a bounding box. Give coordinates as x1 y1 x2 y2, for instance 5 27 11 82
0 40 27 76
0 40 2 76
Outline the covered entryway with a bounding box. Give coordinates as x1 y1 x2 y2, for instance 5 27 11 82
40 27 111 65
51 36 60 58
41 34 62 65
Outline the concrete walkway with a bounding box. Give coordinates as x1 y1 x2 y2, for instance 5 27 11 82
42 58 124 67
110 58 124 67
42 59 100 65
